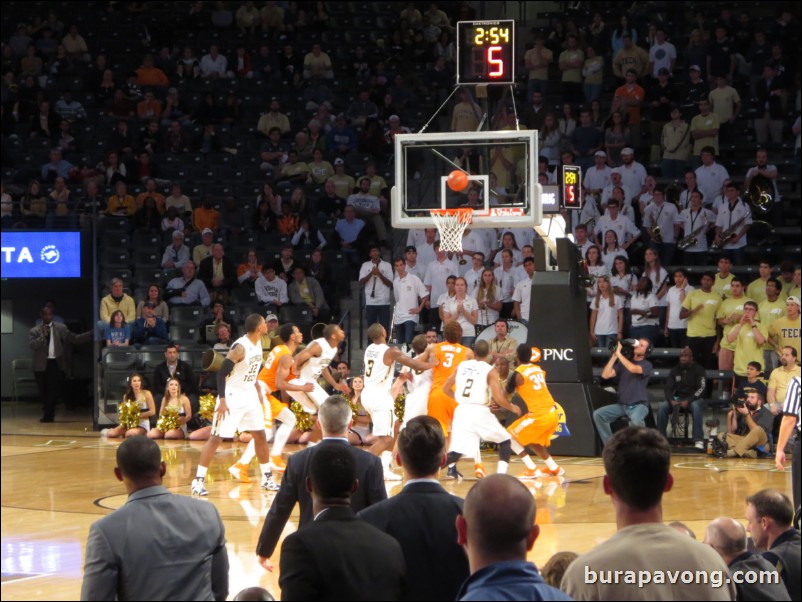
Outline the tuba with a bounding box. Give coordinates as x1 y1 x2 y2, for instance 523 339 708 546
202 349 226 372
745 173 774 217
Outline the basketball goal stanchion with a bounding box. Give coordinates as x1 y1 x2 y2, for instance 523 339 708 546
430 208 473 253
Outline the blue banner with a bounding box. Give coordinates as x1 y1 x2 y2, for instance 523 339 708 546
1 231 82 278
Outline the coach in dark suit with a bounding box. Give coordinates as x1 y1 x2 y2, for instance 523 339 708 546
359 416 469 601
279 442 406 601
28 305 92 422
81 436 228 601
256 395 386 569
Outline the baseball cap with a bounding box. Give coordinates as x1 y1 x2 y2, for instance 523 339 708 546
334 157 345 165
265 313 279 322
172 230 184 239
167 87 178 95
201 228 213 236
689 65 701 72
658 67 670 76
594 150 607 158
621 147 634 155
405 245 417 253
786 296 800 308
389 114 400 122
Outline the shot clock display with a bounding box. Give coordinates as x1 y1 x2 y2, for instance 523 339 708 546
561 165 583 210
456 20 515 85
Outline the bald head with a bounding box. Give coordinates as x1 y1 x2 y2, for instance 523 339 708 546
460 474 537 564
706 517 747 561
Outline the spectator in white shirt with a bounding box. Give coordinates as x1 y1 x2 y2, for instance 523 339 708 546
512 258 536 325
618 148 648 199
583 150 613 197
630 276 661 344
694 147 730 210
594 199 640 250
463 252 486 294
573 223 595 258
647 27 677 78
493 249 519 318
677 190 716 265
643 188 680 266
442 276 479 346
473 268 503 331
411 228 438 268
392 258 428 348
199 45 233 78
714 181 752 265
403 245 425 280
359 244 394 335
601 229 628 272
600 171 636 212
590 275 624 348
457 228 491 272
161 230 191 270
664 268 694 348
424 242 459 331
254 265 289 312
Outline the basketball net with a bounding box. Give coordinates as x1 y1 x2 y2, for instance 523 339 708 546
430 208 473 253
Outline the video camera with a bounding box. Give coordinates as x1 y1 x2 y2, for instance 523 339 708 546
608 338 650 361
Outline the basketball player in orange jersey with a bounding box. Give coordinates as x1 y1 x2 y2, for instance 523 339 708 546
228 323 314 483
428 321 474 470
504 343 565 478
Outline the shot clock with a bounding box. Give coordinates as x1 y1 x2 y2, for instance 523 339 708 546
561 165 583 210
456 20 515 85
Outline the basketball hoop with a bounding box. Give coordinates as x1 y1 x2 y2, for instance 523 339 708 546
430 208 473 252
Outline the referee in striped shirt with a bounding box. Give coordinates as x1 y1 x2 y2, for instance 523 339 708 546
775 375 801 509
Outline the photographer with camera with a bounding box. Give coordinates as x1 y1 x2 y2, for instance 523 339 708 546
593 338 655 445
718 389 774 458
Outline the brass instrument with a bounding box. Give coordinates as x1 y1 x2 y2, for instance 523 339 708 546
202 349 226 372
745 173 775 216
711 215 749 250
650 224 662 244
677 216 709 251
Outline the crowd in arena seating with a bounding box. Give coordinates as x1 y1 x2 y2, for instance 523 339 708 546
3 2 801 433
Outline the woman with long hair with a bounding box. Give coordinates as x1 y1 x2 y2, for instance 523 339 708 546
685 29 707 80
539 112 562 166
147 378 191 440
237 248 263 287
584 245 608 305
589 276 623 348
610 255 637 335
558 103 576 153
252 199 274 233
346 375 377 446
257 181 282 215
442 277 479 347
611 15 637 54
292 216 327 250
643 247 669 333
629 276 660 344
604 110 629 167
473 268 503 332
601 230 628 272
105 373 156 438
136 283 169 321
492 231 523 266
21 179 47 227
105 310 130 347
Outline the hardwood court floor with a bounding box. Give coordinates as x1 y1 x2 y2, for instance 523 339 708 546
1 401 792 601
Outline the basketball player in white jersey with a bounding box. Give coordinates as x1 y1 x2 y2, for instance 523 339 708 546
442 340 521 479
289 324 349 441
192 313 275 495
363 323 435 480
394 334 435 425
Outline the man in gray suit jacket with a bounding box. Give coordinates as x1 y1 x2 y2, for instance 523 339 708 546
81 436 229 601
256 395 386 571
358 416 469 601
28 305 92 422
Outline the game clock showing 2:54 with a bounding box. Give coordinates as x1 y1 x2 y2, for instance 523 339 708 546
456 20 515 85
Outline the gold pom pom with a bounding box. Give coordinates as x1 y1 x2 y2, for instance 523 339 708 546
156 405 180 432
394 394 406 422
343 393 359 417
199 394 216 422
118 399 141 430
290 401 315 432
